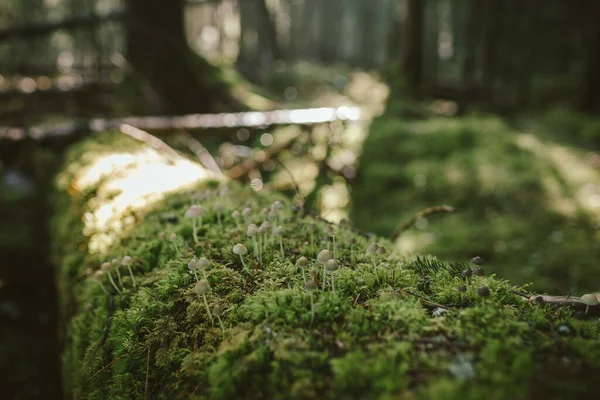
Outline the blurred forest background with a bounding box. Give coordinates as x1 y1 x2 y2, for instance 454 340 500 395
1 0 600 397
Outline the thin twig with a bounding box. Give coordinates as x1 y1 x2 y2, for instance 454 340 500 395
226 130 304 179
392 205 455 240
119 123 181 160
178 130 223 175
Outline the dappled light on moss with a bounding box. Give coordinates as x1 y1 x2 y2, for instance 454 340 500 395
52 134 600 398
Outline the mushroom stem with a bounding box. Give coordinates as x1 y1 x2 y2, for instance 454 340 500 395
332 235 336 260
309 292 315 325
192 219 198 244
301 266 306 283
252 236 258 258
310 231 314 254
127 265 137 288
193 270 199 282
202 295 214 323
279 236 284 259
240 255 248 273
217 211 222 231
96 281 108 294
331 273 336 293
115 268 124 288
216 314 225 332
322 265 327 291
107 272 122 293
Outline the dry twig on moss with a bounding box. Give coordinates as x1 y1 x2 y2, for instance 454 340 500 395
392 205 455 240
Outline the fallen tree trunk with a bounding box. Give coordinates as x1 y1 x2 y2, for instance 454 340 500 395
52 133 600 399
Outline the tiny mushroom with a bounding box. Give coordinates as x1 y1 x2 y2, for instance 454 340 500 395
233 243 249 272
581 293 599 315
476 286 491 298
101 262 122 293
325 259 339 293
317 249 332 290
296 256 309 283
185 205 205 244
305 279 318 324
122 255 136 288
471 256 485 265
194 280 213 322
92 270 108 294
274 226 285 258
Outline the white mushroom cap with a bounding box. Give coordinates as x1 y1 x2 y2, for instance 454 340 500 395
296 256 309 267
581 293 599 306
247 224 258 237
317 249 332 264
110 258 120 268
122 256 133 266
268 209 278 221
305 280 318 291
197 257 210 269
100 262 112 272
325 259 339 272
233 243 248 255
232 210 241 219
169 233 177 241
274 226 284 236
92 270 104 281
188 258 199 270
194 280 210 295
366 243 378 254
271 200 284 211
185 205 204 218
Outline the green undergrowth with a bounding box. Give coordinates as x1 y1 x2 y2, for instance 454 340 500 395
53 133 600 399
352 107 600 293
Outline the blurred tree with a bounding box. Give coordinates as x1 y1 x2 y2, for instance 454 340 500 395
404 0 424 98
125 0 233 113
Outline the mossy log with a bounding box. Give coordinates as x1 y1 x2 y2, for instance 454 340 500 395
52 133 600 399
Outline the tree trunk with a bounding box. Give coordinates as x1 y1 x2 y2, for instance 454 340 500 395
125 0 233 114
581 3 600 113
404 0 425 98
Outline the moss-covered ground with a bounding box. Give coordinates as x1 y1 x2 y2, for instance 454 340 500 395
51 132 600 399
352 106 600 294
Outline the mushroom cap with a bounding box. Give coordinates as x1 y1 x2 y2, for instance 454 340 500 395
366 243 378 254
188 258 199 270
457 284 467 293
100 262 112 272
185 205 204 218
274 226 284 236
325 259 339 272
296 256 309 267
232 210 241 219
169 233 177 241
317 249 332 264
194 280 210 295
110 258 120 268
92 270 104 281
271 200 284 211
158 232 166 240
261 221 271 230
246 224 258 237
305 280 318 291
268 209 278 221
471 256 485 266
121 255 133 266
473 267 485 276
461 269 473 278
233 243 248 255
476 286 491 297
376 246 386 255
581 293 599 306
242 207 252 217
197 257 210 269
212 303 224 316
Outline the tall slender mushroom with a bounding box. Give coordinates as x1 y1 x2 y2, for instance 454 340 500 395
185 205 204 244
581 294 599 315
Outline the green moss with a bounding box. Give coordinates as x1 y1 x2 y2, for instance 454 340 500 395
53 133 600 398
352 108 600 292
